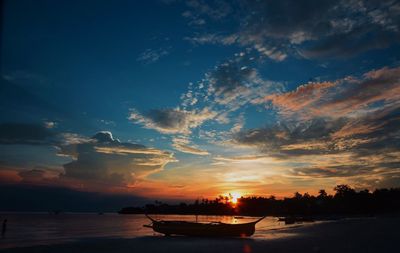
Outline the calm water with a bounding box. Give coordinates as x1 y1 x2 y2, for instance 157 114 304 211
0 213 295 249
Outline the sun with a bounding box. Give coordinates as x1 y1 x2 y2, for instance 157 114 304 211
228 192 241 205
231 197 238 204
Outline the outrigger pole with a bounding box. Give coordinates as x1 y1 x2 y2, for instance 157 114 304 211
254 216 267 224
145 214 157 223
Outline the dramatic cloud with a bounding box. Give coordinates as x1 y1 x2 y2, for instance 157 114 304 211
183 0 400 60
234 66 400 187
238 66 400 157
60 131 176 187
137 53 285 156
129 54 282 156
0 123 56 145
0 127 176 191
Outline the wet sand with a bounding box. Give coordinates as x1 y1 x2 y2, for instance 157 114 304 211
1 216 398 253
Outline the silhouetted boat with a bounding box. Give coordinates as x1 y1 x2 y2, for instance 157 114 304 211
144 215 266 237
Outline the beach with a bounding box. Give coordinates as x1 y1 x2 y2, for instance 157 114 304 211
1 216 398 253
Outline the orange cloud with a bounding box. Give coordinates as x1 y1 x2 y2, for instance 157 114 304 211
260 66 400 120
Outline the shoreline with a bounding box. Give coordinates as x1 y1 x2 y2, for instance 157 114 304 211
1 216 398 253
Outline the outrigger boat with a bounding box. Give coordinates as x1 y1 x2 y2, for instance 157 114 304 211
143 215 266 237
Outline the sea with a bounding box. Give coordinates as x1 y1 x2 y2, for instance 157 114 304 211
0 213 299 249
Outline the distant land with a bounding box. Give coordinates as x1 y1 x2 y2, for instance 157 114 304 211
119 185 400 217
0 184 150 212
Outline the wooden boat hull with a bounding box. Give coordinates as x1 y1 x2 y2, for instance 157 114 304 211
145 216 266 237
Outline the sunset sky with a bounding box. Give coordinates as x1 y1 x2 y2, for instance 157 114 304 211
1 0 400 201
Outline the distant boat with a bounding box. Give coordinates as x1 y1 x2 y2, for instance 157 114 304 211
144 215 266 237
278 216 314 225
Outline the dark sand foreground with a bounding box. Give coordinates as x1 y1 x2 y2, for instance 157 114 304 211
1 217 399 253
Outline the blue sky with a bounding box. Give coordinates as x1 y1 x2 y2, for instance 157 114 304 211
1 0 400 199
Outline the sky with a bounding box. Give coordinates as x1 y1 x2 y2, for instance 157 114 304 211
1 0 400 202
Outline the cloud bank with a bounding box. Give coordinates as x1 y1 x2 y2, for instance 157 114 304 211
0 126 176 191
59 131 176 187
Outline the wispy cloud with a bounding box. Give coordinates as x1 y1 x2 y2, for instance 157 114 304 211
2 70 48 86
129 107 217 135
172 136 209 155
258 66 400 119
136 47 170 64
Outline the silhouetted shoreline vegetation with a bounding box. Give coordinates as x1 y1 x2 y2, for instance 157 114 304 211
119 185 400 217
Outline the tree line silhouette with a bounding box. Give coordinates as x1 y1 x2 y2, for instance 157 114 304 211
119 185 400 217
